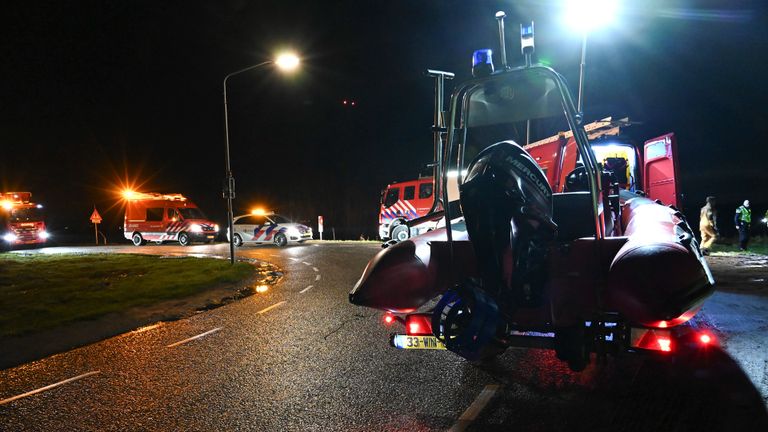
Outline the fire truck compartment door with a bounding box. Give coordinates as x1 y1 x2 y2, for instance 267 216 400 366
643 133 680 209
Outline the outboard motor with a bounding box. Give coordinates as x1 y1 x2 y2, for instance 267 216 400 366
432 142 555 361
459 141 555 312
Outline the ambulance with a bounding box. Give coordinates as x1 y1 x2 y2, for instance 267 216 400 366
123 191 219 246
1 192 49 247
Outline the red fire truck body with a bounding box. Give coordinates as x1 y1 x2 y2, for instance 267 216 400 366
523 118 680 208
378 178 434 241
123 192 219 246
0 192 48 247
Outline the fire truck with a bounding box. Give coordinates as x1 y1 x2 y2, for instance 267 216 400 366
378 177 435 241
0 192 49 247
123 191 219 246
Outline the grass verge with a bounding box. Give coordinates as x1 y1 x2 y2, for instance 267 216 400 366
0 253 254 337
711 236 768 256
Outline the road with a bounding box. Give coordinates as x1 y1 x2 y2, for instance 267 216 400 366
1 242 767 431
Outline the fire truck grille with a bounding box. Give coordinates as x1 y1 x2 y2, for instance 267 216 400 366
16 228 37 241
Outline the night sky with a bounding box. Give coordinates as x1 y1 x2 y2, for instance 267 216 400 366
2 0 767 240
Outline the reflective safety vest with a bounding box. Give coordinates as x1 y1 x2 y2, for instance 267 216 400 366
736 206 752 224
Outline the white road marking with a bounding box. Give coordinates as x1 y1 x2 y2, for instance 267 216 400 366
448 384 502 432
130 323 162 334
0 371 101 406
289 257 300 262
315 274 321 281
300 285 313 294
166 327 223 348
312 267 319 272
269 254 280 258
302 261 312 266
257 301 287 314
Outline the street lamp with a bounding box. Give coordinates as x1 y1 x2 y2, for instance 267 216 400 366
562 0 618 113
223 52 300 264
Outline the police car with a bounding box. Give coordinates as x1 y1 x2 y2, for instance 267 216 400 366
227 212 312 247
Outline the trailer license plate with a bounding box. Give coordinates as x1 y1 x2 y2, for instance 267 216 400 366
393 335 446 350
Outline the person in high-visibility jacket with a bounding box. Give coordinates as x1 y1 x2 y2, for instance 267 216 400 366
699 196 718 255
734 200 752 251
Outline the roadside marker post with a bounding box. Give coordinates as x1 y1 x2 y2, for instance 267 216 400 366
318 215 324 240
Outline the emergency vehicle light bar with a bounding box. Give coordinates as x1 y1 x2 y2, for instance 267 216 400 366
122 190 187 201
0 192 32 204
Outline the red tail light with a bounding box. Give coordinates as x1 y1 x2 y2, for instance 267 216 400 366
657 337 672 352
697 332 717 346
630 328 674 353
384 314 395 325
405 313 432 336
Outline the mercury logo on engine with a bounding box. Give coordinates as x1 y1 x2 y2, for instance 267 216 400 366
506 156 551 199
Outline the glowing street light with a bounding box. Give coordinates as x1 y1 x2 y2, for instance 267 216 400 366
275 52 300 71
562 0 619 113
222 51 300 264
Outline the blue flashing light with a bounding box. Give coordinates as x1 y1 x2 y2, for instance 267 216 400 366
472 49 493 68
472 49 494 77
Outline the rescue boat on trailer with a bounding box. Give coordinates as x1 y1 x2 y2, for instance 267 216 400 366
349 14 714 370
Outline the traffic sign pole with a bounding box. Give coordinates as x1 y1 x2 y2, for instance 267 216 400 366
90 207 103 245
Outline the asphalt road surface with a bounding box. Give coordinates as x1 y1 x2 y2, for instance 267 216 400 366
1 242 767 431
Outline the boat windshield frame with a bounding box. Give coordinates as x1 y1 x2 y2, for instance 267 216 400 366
441 65 604 246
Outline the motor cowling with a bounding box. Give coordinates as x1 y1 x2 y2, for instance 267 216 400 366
459 141 555 312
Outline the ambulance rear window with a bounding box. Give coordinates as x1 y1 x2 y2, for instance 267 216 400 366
146 208 164 222
179 208 206 220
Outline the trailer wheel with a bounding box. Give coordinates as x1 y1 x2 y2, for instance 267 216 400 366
391 224 409 242
233 234 243 247
131 233 145 246
178 232 191 246
274 233 287 247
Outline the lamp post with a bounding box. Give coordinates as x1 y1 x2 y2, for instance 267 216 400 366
577 32 588 113
223 53 300 264
562 0 618 114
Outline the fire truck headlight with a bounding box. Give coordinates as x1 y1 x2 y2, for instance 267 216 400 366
286 227 300 237
214 224 220 232
3 233 17 242
190 224 203 233
39 231 50 240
